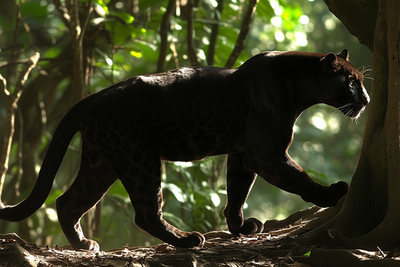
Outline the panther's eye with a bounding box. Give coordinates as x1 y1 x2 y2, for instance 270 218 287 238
349 76 355 86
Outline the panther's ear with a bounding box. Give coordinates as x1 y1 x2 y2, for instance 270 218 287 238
319 52 339 73
337 49 349 61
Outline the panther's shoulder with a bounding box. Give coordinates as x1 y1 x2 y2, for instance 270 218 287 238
131 66 235 87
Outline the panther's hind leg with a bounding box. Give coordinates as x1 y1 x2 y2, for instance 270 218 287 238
223 153 263 236
120 155 205 248
56 149 116 251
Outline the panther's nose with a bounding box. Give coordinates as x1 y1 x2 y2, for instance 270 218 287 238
362 87 370 105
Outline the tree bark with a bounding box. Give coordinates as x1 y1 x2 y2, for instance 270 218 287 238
207 0 224 66
186 0 200 66
157 0 175 72
224 0 258 68
67 0 92 101
297 0 400 250
324 0 378 50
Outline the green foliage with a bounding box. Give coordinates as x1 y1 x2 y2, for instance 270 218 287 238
162 158 226 233
0 0 371 250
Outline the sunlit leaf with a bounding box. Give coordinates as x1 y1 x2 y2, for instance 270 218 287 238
211 192 220 207
94 2 108 16
45 208 58 222
130 51 142 58
112 11 134 24
94 0 109 14
90 17 114 26
197 49 206 60
95 48 114 65
162 182 187 203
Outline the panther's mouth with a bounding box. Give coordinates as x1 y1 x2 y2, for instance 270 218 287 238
338 103 366 119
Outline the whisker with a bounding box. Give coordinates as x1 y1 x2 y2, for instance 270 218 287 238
327 111 345 127
357 66 373 80
357 66 372 74
356 66 365 76
326 106 350 127
363 72 374 80
330 103 364 125
363 69 372 75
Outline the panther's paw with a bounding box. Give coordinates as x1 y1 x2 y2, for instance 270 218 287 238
174 231 205 248
188 231 205 247
230 217 264 236
246 217 264 233
72 238 100 251
312 181 349 207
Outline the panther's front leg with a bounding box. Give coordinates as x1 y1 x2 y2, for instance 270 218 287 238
243 108 349 208
223 153 264 236
243 152 349 208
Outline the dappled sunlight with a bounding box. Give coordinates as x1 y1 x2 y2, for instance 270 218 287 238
295 32 308 46
302 141 323 153
174 162 194 168
310 111 341 133
310 113 327 130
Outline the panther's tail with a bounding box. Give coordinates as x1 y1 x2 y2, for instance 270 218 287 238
0 100 84 222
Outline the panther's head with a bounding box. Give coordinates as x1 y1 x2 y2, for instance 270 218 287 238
319 49 370 120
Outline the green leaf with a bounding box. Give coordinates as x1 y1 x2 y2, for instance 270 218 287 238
133 40 158 51
130 51 142 58
162 182 187 203
45 189 63 205
94 1 108 16
257 0 274 18
108 180 129 198
111 11 134 24
90 17 114 26
303 251 311 257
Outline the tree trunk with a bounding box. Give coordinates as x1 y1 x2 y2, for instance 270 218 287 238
298 0 400 250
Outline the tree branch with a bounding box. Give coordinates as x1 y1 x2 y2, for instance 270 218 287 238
53 0 71 28
0 56 72 70
157 0 176 72
186 0 200 66
224 0 258 68
14 108 24 197
6 2 21 82
0 53 40 205
68 0 92 101
207 0 224 66
78 0 93 48
169 42 179 69
323 0 378 51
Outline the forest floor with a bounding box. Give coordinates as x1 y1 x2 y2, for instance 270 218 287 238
1 231 400 267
